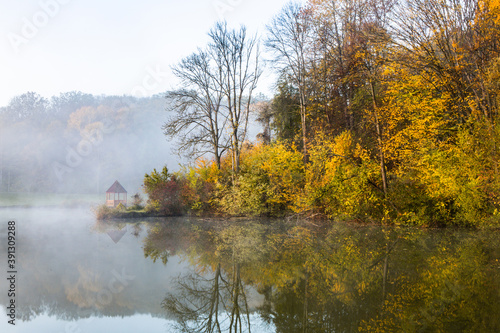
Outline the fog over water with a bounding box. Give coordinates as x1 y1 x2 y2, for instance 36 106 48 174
2 207 499 332
0 208 271 333
0 208 186 319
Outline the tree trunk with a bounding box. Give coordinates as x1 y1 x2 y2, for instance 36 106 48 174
215 150 221 170
300 90 308 163
382 245 389 301
370 81 388 195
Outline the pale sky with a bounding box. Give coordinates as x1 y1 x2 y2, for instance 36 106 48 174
0 0 298 107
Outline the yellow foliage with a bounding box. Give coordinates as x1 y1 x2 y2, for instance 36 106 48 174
299 131 384 220
192 157 220 184
483 0 500 24
216 142 304 216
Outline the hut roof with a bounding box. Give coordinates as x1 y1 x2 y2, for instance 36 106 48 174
106 180 127 193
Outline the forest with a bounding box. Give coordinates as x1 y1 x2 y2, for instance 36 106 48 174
0 92 174 195
144 0 500 227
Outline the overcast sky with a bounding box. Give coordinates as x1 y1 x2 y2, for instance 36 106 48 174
0 0 299 107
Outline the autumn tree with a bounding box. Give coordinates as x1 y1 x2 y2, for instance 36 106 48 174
2 92 48 122
0 92 50 192
50 91 97 119
307 0 395 195
356 1 394 196
266 2 314 161
393 0 500 121
488 0 500 24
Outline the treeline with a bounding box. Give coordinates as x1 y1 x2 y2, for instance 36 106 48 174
148 0 500 227
0 92 172 194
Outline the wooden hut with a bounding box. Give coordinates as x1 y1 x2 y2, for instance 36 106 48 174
106 180 127 207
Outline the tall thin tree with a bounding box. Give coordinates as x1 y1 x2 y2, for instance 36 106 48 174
209 22 261 173
266 2 313 162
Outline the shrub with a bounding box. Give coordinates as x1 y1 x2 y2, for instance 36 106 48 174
299 131 384 221
93 204 114 220
116 203 127 211
182 159 219 215
217 142 304 216
143 166 187 216
130 193 144 210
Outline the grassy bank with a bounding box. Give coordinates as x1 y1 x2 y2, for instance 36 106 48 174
92 203 170 220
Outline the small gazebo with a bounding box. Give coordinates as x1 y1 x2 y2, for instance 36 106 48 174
105 180 127 207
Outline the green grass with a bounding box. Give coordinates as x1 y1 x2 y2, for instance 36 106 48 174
93 203 154 220
0 193 103 207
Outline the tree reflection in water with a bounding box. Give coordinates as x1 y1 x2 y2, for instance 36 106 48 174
143 218 500 333
144 219 262 332
162 262 251 333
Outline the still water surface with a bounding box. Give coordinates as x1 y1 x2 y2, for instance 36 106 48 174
1 207 499 332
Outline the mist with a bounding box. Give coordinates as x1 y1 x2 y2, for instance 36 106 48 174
0 208 193 321
0 92 179 198
0 91 262 202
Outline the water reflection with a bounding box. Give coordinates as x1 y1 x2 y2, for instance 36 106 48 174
0 208 499 332
148 221 267 333
0 208 188 332
143 219 500 332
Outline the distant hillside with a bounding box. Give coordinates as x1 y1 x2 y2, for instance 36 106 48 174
0 92 178 195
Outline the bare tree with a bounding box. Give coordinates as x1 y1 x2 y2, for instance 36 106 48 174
164 50 228 169
164 22 261 173
162 264 226 333
266 2 313 162
209 22 261 173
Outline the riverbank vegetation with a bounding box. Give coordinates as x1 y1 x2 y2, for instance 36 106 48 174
147 0 500 228
93 193 152 220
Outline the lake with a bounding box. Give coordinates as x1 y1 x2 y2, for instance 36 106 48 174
1 207 499 332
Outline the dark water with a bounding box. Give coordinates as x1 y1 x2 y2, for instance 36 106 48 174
1 208 499 332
